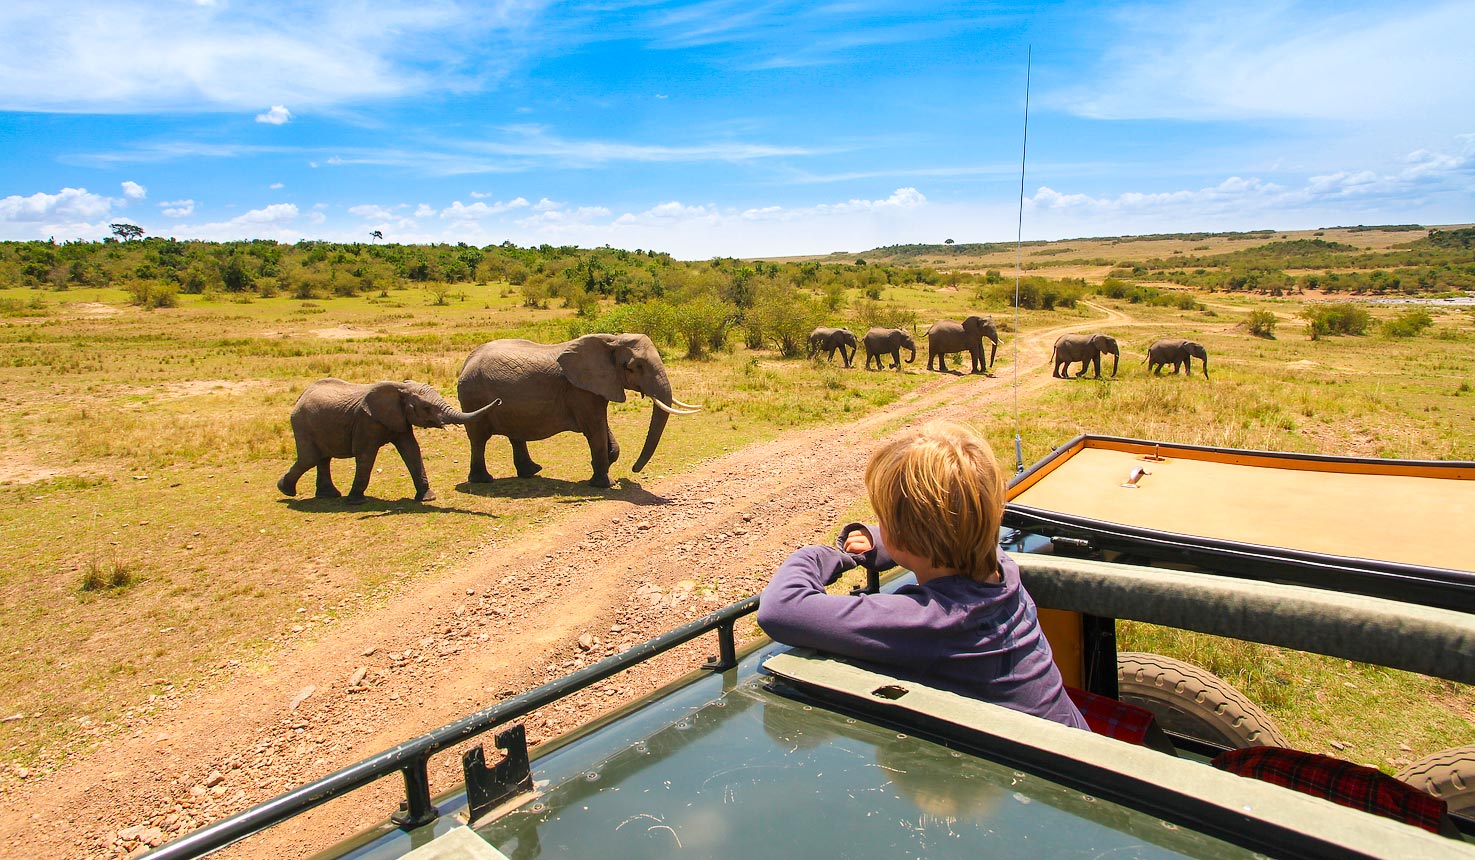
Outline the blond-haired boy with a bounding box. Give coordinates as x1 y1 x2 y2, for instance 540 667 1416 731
758 420 1086 728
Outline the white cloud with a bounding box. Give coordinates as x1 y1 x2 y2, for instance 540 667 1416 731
173 203 303 241
255 105 293 125
269 182 284 189
413 204 435 218
1028 137 1475 222
440 198 530 219
159 198 195 217
0 187 115 223
120 180 146 200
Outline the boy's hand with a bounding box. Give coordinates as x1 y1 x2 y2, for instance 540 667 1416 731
842 531 874 555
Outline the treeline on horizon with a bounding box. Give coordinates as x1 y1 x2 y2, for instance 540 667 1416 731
1 226 1470 341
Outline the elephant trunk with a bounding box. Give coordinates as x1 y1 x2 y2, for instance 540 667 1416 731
1200 355 1209 379
906 343 916 363
442 398 500 425
632 373 673 473
988 337 998 368
1110 352 1119 377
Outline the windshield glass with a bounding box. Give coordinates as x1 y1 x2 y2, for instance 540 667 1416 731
474 659 1256 860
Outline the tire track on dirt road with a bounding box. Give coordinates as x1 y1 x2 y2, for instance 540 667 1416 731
4 305 1137 859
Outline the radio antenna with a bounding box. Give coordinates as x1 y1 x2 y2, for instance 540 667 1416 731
1012 46 1032 474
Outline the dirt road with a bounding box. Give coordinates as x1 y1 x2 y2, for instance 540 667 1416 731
1 306 1132 859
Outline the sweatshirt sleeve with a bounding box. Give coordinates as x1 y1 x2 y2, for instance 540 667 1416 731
757 545 937 663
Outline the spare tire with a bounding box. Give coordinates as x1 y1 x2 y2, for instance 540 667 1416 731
1117 652 1287 749
1396 745 1475 820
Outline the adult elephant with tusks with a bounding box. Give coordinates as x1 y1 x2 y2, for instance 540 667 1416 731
457 333 701 489
1051 333 1119 379
278 379 500 505
926 314 1000 373
1147 338 1209 378
862 327 915 371
807 327 858 367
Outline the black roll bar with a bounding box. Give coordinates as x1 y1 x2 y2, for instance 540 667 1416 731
148 594 761 860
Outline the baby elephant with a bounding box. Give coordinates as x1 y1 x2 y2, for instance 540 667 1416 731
278 379 499 505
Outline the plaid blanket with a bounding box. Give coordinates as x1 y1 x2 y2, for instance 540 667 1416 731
1212 746 1450 834
1064 687 1156 745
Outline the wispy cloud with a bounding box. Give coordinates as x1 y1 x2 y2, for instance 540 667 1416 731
630 1 1004 69
0 0 546 113
1055 1 1475 125
159 199 195 217
75 126 821 174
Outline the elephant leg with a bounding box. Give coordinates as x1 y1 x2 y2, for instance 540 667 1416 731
312 459 341 498
466 422 495 483
510 440 542 479
843 346 854 367
584 423 613 488
392 435 435 502
278 456 312 496
346 447 380 505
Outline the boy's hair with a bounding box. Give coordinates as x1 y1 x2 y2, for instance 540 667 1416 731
864 420 1005 582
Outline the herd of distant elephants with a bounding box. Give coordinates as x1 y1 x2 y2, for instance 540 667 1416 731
810 317 1208 382
277 320 1207 505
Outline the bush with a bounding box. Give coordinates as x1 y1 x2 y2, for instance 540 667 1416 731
1382 308 1434 338
126 281 179 309
672 297 736 358
79 557 134 592
1246 310 1277 339
1302 303 1371 338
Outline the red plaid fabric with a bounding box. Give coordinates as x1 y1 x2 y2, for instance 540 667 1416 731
1211 747 1450 834
1065 687 1156 746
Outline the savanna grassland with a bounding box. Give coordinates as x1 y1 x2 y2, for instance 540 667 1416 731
1 225 1473 850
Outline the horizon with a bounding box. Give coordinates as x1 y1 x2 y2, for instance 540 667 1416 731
2 1 1472 259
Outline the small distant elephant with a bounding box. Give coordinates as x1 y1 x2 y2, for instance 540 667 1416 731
278 379 499 505
926 315 1000 374
457 333 701 489
808 327 858 367
1147 338 1209 378
1052 333 1120 379
863 327 916 371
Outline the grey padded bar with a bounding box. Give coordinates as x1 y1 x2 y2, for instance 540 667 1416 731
1014 554 1475 684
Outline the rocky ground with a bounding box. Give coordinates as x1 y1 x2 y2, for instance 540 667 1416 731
0 309 1124 859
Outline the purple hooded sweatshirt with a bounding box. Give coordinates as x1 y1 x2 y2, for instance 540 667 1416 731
757 524 1086 730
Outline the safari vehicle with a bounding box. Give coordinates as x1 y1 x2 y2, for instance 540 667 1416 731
150 437 1475 860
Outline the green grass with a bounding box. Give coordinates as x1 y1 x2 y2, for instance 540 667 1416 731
0 280 1471 777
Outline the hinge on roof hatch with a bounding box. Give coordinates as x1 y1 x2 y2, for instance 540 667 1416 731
463 724 534 824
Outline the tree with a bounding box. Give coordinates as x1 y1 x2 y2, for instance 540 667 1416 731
370 230 384 242
110 223 144 242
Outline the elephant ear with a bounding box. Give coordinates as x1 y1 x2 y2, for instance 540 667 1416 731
558 335 628 403
364 382 411 435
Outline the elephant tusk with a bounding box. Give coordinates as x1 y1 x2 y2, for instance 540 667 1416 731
669 397 704 410
653 399 701 416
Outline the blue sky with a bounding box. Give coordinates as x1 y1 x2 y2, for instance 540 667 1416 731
1 0 1471 258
